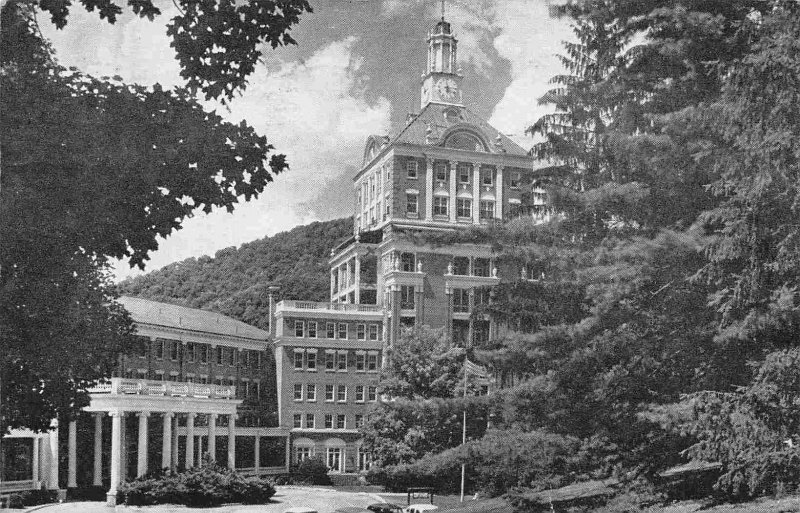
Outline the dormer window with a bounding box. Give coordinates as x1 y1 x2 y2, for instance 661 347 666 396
406 160 418 179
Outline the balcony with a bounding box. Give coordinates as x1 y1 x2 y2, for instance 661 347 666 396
278 300 382 313
89 378 236 400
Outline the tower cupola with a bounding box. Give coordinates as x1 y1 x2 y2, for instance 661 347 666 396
420 8 463 108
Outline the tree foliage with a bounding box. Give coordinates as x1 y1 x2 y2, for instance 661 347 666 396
118 218 353 329
0 0 299 433
29 0 312 102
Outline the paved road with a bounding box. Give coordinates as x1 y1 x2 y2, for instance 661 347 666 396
28 486 386 513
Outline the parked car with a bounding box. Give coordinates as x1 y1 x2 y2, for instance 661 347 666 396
404 505 438 513
367 503 404 513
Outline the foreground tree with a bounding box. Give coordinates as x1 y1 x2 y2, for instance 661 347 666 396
0 0 306 433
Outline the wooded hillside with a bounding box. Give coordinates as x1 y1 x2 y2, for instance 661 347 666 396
118 218 352 330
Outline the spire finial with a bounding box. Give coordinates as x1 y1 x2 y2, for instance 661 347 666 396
441 0 445 21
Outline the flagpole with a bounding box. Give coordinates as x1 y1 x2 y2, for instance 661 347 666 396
460 353 468 503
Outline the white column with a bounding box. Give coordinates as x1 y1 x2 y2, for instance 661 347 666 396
120 412 127 482
93 413 103 486
254 435 260 473
32 437 40 484
449 161 458 222
107 411 123 506
161 412 173 470
185 413 196 468
48 420 59 490
227 414 236 469
66 419 78 488
171 414 179 470
208 414 217 462
472 163 481 224
137 412 150 477
330 269 336 300
425 158 434 219
496 165 504 220
354 255 361 304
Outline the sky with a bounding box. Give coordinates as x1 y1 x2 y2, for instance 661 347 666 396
40 0 574 281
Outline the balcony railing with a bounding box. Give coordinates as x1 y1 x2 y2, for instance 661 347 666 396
89 378 236 399
278 300 382 313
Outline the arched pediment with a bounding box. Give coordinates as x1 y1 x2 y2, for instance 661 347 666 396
363 135 389 166
439 124 490 152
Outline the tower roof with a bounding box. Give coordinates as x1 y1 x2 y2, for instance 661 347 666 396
390 103 528 156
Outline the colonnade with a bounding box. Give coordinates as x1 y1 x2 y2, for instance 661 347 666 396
64 411 237 505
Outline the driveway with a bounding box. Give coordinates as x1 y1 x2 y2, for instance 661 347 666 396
28 486 386 513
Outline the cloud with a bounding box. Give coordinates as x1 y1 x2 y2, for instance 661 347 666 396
40 6 182 88
113 37 391 281
488 1 574 148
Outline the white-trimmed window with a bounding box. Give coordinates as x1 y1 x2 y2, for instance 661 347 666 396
368 324 379 341
306 351 317 371
406 160 418 179
357 445 371 471
458 163 471 184
384 194 392 219
326 322 336 339
154 340 164 360
457 198 472 218
216 346 224 365
355 353 366 372
186 342 195 362
296 446 312 461
306 383 316 402
324 414 333 429
400 252 416 272
308 321 317 338
355 415 365 429
228 348 236 367
400 285 415 309
435 162 447 182
453 288 470 313
480 200 495 221
325 351 336 371
474 257 491 277
336 414 346 429
294 383 303 401
482 168 493 186
325 384 335 402
337 323 348 340
294 350 304 370
294 320 304 337
368 386 378 402
337 351 348 372
433 196 449 216
355 385 365 402
337 384 347 402
199 344 208 364
406 193 418 216
510 171 521 189
367 352 379 372
305 413 315 429
356 324 366 340
293 414 302 428
170 341 179 361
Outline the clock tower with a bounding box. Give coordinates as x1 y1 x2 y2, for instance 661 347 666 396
420 17 463 108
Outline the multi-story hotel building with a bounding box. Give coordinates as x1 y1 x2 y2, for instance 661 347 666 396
1 14 549 503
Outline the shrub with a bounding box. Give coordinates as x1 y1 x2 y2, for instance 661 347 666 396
119 460 276 506
5 489 58 509
290 456 332 485
681 348 800 499
368 429 582 496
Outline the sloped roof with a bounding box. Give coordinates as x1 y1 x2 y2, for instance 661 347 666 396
119 296 269 341
390 103 529 156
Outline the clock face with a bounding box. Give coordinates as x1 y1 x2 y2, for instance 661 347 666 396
435 78 458 101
